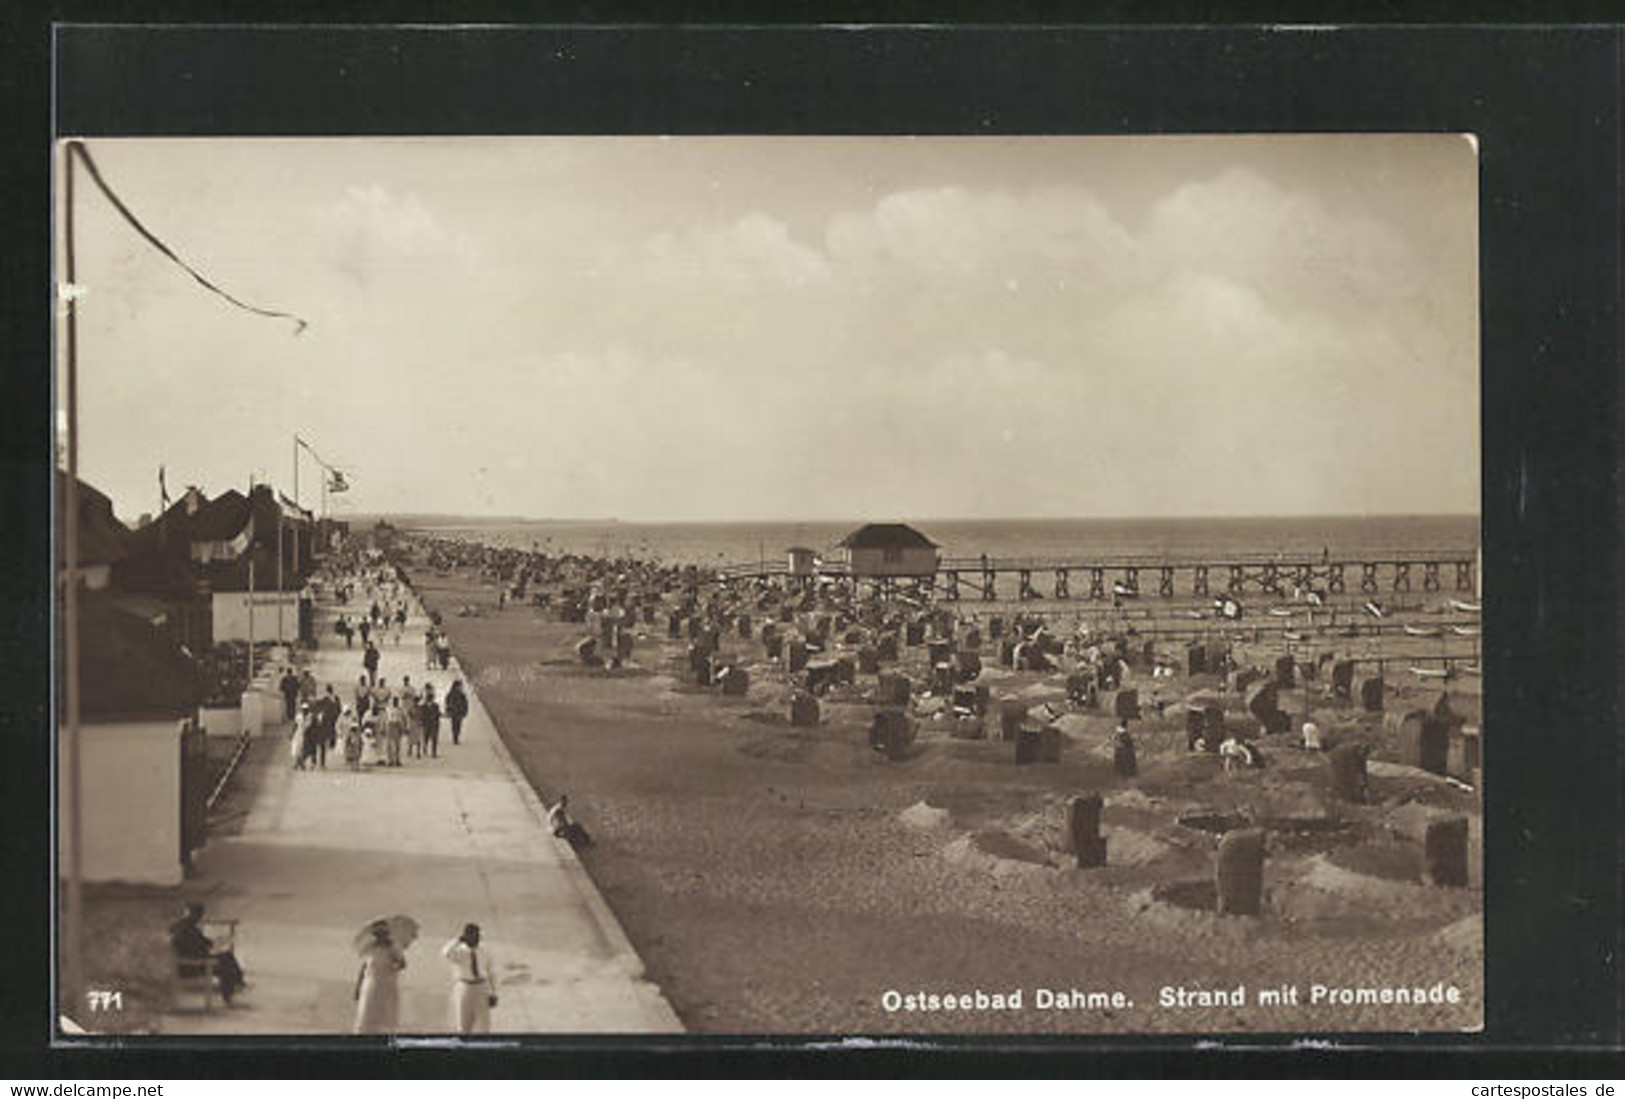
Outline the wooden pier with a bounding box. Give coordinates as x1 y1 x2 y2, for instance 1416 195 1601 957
715 549 1479 602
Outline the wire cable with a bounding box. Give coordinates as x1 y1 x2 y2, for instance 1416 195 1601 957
68 141 309 335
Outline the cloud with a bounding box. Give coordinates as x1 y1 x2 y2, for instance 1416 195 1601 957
1142 167 1424 310
826 184 1134 281
315 184 474 279
616 211 830 284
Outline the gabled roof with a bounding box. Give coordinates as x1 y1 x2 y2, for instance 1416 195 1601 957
189 489 251 542
56 472 129 569
837 523 938 550
68 592 202 720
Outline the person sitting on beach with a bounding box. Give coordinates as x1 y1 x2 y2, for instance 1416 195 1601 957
1220 736 1266 772
547 794 593 849
169 902 246 1004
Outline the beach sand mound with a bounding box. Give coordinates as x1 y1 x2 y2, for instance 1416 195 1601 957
898 801 952 831
1096 827 1170 867
735 730 822 764
1275 851 1445 922
942 830 1054 876
1433 914 1484 956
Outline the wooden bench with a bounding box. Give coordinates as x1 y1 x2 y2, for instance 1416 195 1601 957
170 918 237 1012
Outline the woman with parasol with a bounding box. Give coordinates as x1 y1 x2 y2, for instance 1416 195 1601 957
352 915 417 1034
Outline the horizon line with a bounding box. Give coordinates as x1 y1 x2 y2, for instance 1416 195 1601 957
364 510 1482 526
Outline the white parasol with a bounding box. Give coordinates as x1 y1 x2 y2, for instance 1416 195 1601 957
353 914 419 954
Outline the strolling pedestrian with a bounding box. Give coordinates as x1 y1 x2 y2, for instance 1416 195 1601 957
298 668 318 705
301 706 324 768
402 691 424 760
363 641 380 686
421 685 441 758
290 705 311 770
362 715 384 767
444 681 469 745
424 628 438 670
437 633 452 671
313 691 338 769
278 668 300 722
358 617 372 647
342 710 364 771
383 697 407 767
354 675 372 722
353 924 406 1035
442 923 497 1034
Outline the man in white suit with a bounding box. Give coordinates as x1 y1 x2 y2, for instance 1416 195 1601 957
442 923 497 1033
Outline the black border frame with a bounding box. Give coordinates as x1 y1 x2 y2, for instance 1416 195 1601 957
2 15 1618 1077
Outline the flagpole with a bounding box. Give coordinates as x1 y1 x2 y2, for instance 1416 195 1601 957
60 139 86 1025
276 496 285 646
292 434 300 572
248 498 256 685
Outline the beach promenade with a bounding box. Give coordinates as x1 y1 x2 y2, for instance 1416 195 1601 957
164 588 681 1036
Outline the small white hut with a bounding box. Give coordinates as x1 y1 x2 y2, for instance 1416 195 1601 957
786 546 820 577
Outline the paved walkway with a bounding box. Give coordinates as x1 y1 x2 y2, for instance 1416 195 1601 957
165 584 681 1036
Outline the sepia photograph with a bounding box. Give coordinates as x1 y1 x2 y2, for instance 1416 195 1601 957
55 133 1485 1039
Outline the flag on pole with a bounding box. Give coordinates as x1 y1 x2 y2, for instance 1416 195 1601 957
328 471 349 494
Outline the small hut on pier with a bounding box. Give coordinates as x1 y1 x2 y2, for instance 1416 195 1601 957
787 546 820 577
838 523 940 578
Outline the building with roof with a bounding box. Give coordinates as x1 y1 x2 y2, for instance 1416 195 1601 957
116 496 214 652
188 485 316 642
786 546 820 577
836 523 940 578
56 472 129 592
59 592 208 886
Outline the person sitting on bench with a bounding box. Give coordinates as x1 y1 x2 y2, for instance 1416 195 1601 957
547 794 593 849
169 902 246 1003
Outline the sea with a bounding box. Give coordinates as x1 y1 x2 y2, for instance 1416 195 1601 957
401 515 1480 569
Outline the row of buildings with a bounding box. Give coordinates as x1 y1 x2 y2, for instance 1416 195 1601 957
59 474 346 886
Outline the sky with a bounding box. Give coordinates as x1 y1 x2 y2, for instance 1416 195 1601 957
56 135 1479 524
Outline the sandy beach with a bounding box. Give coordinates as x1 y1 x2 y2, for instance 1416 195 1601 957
409 557 1483 1035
